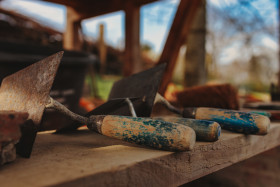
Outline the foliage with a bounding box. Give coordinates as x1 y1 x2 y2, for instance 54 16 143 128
206 0 278 92
84 74 122 100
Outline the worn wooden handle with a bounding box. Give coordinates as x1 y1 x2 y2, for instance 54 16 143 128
183 107 270 135
88 115 196 151
153 117 221 142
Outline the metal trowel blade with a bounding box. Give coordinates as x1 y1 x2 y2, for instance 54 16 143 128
0 51 64 126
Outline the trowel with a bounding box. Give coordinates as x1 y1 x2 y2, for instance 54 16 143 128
0 52 63 157
60 64 222 142
108 66 221 141
109 66 270 136
0 52 195 156
56 64 169 132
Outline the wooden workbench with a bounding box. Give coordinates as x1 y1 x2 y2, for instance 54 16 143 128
1 123 280 187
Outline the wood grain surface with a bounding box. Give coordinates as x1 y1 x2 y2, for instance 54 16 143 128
0 123 279 187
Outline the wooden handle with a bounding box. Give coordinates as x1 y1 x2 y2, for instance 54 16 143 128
184 107 270 135
88 115 196 151
153 117 220 142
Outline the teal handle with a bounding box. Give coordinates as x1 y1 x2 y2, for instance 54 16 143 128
184 107 270 135
154 117 221 142
88 115 196 151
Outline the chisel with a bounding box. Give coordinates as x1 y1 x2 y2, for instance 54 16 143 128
155 94 270 135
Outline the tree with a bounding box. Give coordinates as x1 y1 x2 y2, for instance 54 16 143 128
206 0 278 91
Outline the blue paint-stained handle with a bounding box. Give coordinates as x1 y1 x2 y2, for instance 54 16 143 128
88 115 196 152
183 107 270 135
153 117 221 142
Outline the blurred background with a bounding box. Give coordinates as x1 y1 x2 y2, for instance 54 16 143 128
0 0 278 111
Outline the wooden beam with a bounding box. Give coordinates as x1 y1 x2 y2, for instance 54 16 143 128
1 123 280 186
44 0 158 20
63 7 82 51
76 0 125 20
124 1 142 76
157 0 202 95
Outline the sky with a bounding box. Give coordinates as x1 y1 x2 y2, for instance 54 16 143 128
0 0 278 64
209 0 278 64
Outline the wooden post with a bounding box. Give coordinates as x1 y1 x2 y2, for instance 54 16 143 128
64 6 82 51
99 24 107 74
124 1 142 76
184 0 206 87
157 0 202 95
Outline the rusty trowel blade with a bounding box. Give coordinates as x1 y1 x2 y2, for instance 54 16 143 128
109 64 166 117
0 51 63 126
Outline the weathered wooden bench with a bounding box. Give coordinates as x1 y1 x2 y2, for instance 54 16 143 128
1 123 280 187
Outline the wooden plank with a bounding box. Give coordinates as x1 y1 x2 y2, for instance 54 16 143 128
124 1 141 76
44 0 122 19
157 0 202 94
0 123 280 186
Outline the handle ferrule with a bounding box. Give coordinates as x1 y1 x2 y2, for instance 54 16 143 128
183 108 197 118
88 115 105 133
